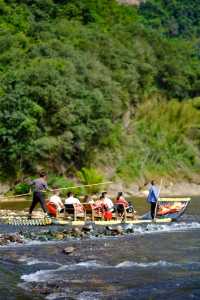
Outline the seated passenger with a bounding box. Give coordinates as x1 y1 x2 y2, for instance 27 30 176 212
47 188 64 217
91 195 105 216
115 192 135 215
65 191 81 204
65 192 83 213
101 192 114 212
83 195 94 204
115 192 129 208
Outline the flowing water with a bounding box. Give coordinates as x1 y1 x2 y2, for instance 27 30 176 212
0 197 199 300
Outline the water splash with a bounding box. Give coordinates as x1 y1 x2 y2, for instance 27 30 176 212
133 222 200 235
116 260 180 268
21 259 192 283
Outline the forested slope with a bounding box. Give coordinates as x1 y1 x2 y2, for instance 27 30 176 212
0 0 200 183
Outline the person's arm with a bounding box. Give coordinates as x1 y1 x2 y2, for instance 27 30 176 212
58 198 64 208
28 179 35 192
43 181 53 192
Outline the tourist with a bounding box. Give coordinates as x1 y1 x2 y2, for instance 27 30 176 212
65 191 83 213
65 191 81 205
47 188 64 217
115 192 129 207
28 172 50 219
147 180 159 219
101 192 114 212
83 195 94 204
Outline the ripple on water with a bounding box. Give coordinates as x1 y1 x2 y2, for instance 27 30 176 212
20 259 198 284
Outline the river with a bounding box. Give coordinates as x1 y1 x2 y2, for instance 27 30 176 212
0 197 199 300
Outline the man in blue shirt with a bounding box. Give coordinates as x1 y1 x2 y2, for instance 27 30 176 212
147 180 159 219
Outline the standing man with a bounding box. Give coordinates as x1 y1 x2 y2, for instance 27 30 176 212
147 180 159 220
28 172 50 219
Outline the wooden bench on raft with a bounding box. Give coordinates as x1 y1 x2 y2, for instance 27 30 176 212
82 203 103 221
64 204 86 221
115 204 136 221
83 203 119 222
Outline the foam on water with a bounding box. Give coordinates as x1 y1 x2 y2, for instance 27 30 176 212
46 292 69 300
21 259 187 283
18 256 61 266
21 260 107 282
77 291 103 300
116 260 180 268
133 221 200 235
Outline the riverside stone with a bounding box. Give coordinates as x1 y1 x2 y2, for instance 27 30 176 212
124 224 134 233
82 224 93 232
63 246 75 254
53 233 64 240
72 227 81 236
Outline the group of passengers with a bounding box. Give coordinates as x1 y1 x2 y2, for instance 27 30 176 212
47 189 135 218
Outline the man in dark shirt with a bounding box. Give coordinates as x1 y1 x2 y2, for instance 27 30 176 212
28 172 50 219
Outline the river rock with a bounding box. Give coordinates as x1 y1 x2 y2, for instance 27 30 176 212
8 233 23 243
124 224 134 233
72 227 81 236
105 226 113 231
63 246 75 255
115 225 123 234
82 224 93 232
104 225 123 235
0 237 8 246
38 235 48 241
54 232 64 240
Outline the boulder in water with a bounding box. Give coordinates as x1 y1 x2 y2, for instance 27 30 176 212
63 246 75 255
82 224 93 232
72 227 81 237
54 232 64 240
115 225 123 235
124 223 134 233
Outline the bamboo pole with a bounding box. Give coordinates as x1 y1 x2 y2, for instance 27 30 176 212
154 179 163 220
0 181 112 199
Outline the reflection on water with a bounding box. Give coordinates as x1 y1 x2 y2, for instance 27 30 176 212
0 199 32 211
0 197 199 299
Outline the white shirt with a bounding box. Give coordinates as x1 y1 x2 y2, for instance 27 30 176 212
49 195 63 211
104 197 114 210
65 196 80 205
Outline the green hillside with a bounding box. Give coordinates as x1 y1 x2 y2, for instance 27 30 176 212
0 0 200 184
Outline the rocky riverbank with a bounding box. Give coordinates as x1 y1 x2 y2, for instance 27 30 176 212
108 181 200 198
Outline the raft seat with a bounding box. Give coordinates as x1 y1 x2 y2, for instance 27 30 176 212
115 204 136 222
64 204 86 222
83 203 103 222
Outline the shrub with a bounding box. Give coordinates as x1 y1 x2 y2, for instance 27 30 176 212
47 174 75 197
77 167 104 194
14 182 30 195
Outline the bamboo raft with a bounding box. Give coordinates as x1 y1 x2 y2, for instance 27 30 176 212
0 197 190 226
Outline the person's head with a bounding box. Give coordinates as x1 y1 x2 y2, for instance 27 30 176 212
53 186 59 195
39 171 47 179
67 191 73 197
84 195 89 201
99 195 104 200
101 192 107 198
151 180 155 186
117 192 123 200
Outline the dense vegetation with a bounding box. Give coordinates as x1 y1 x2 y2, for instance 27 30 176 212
0 0 200 185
